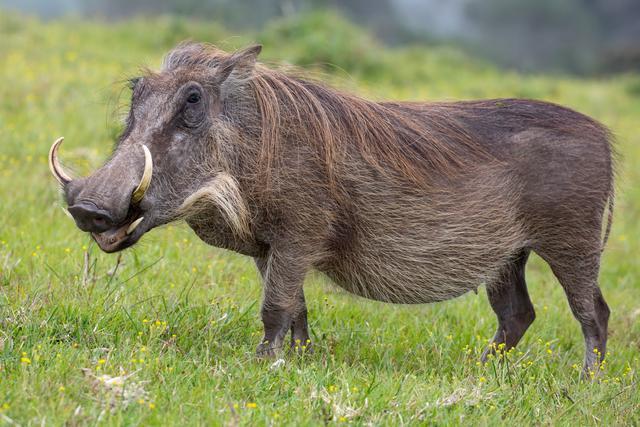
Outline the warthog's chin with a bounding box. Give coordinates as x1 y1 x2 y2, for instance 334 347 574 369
91 215 147 253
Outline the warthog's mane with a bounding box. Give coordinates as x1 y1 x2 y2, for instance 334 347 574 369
161 42 495 190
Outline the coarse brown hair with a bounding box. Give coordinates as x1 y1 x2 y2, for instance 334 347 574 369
163 42 494 190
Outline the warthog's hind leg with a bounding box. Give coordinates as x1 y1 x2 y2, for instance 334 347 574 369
482 249 535 361
539 247 609 376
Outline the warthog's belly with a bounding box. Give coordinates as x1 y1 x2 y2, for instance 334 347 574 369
322 258 492 304
320 232 522 304
318 174 527 304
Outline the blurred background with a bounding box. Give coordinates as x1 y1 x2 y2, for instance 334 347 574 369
2 0 640 75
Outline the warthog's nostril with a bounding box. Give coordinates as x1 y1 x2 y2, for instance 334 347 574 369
67 202 115 233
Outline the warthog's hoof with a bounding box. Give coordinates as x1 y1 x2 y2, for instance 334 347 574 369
480 347 492 364
480 342 510 364
256 339 283 359
481 346 499 363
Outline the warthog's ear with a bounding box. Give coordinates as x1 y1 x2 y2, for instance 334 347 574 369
216 44 262 88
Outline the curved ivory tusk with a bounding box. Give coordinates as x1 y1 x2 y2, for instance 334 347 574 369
61 207 73 219
48 137 73 185
126 217 144 235
131 145 153 204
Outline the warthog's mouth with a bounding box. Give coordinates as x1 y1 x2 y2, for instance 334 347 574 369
91 210 147 253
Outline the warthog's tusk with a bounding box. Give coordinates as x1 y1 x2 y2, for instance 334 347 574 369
131 145 153 204
48 137 73 185
126 217 144 235
61 207 73 219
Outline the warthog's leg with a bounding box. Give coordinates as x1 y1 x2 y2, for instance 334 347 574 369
290 292 312 353
482 249 535 361
540 248 610 376
254 253 310 357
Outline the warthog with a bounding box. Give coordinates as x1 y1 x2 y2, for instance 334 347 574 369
50 43 615 373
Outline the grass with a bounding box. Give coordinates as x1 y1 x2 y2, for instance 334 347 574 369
1 10 639 426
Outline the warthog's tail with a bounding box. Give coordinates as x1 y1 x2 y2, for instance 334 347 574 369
601 188 615 252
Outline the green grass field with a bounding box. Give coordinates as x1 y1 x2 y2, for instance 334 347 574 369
1 11 639 426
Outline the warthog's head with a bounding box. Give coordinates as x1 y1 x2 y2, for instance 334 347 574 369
49 44 261 252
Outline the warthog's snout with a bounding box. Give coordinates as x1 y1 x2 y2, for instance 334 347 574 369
67 201 115 233
49 137 153 253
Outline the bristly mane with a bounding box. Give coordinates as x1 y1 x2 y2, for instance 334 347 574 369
162 42 493 188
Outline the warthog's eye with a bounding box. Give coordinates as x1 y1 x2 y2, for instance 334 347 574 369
187 92 201 104
181 86 205 129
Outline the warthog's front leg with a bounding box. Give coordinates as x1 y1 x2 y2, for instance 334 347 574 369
290 292 312 353
254 252 310 357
